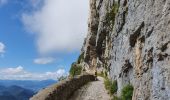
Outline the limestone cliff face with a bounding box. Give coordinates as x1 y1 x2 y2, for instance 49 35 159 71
80 0 170 99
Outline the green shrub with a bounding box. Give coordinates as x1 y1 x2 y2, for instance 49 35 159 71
110 80 118 94
105 71 108 77
69 63 82 77
106 2 119 28
101 71 104 76
104 78 112 90
104 78 118 94
121 84 134 100
112 95 121 100
97 71 104 77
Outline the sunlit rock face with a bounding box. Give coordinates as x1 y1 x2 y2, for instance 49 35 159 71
81 0 170 99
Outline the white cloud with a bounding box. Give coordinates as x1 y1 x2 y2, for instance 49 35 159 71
45 69 66 79
34 57 55 64
0 42 5 56
0 0 7 6
22 0 89 54
0 66 25 75
0 66 67 80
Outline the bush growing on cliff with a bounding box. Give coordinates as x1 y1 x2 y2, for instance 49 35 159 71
106 2 119 29
110 80 118 94
121 84 134 100
77 52 84 64
105 71 108 77
69 63 82 77
104 77 112 91
97 71 105 77
112 95 121 100
104 78 118 94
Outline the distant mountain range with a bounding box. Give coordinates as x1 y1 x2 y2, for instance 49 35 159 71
0 80 57 100
0 79 56 92
0 85 34 100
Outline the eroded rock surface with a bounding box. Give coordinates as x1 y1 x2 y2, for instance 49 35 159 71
80 0 170 99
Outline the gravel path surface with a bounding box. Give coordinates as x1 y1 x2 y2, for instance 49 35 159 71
69 77 111 100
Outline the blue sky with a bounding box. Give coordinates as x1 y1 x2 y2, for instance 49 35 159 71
0 0 89 80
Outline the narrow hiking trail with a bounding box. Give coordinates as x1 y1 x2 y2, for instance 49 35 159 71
69 76 111 100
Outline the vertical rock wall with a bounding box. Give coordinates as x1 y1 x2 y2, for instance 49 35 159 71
81 0 114 74
81 0 170 99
